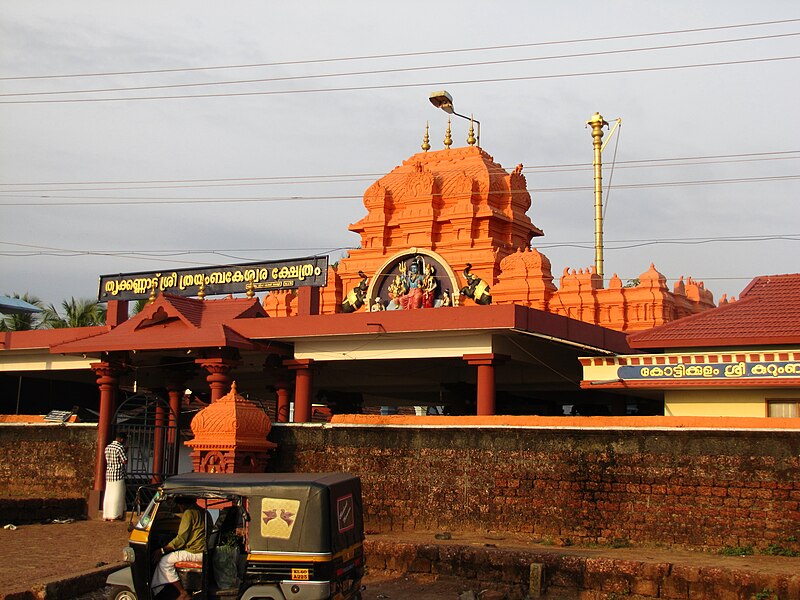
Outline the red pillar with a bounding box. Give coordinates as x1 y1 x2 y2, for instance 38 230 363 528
105 300 129 327
196 356 239 402
275 382 291 423
152 403 166 483
297 286 320 316
90 361 124 492
285 359 314 422
463 354 508 416
166 387 183 474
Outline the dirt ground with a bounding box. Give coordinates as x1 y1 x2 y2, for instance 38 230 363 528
2 519 798 599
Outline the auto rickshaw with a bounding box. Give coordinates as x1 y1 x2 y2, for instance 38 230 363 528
106 472 365 600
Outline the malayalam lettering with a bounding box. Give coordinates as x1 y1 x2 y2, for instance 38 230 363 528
618 360 800 381
98 257 328 301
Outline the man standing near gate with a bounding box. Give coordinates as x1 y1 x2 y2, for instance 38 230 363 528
103 432 127 521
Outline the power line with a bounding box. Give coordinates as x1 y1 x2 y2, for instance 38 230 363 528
4 32 798 98
0 174 798 206
2 55 798 105
0 151 797 191
2 235 797 271
3 17 797 81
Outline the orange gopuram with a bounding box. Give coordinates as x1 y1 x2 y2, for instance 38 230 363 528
263 143 715 332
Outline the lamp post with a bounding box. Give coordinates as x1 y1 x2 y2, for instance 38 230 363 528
429 90 480 147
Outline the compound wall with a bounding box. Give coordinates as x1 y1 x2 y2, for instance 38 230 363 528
268 422 800 552
0 423 96 499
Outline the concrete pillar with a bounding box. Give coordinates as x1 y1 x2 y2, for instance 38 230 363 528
105 300 129 327
166 387 183 473
196 356 239 402
90 360 124 492
275 382 291 423
152 402 166 483
285 359 314 422
463 354 509 416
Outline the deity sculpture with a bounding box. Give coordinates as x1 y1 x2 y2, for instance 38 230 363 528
421 263 438 308
396 257 425 309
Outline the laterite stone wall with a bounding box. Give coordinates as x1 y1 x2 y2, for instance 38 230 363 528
0 424 96 499
268 424 800 552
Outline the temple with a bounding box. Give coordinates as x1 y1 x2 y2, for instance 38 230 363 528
0 130 728 502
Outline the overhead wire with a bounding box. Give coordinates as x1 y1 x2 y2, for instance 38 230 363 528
1 234 797 257
2 17 797 81
0 174 798 206
2 55 799 104
0 150 797 189
3 32 798 98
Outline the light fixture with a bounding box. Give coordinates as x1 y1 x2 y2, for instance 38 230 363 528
429 90 480 147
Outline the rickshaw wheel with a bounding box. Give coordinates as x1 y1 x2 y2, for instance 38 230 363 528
108 586 137 600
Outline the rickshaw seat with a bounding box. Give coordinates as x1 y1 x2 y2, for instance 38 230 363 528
175 560 203 570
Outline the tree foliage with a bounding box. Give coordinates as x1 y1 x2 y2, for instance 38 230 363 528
42 297 106 328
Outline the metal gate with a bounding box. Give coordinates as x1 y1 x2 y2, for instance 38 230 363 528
112 392 180 508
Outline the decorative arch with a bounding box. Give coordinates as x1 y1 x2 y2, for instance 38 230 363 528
365 248 461 310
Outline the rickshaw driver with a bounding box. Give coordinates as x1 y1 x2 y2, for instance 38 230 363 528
151 496 208 600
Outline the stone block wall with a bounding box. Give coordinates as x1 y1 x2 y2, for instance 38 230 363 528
364 539 800 600
0 424 96 498
268 424 800 552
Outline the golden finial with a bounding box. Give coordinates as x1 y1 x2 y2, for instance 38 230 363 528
246 277 255 298
467 115 476 146
421 122 431 152
444 117 452 149
197 280 206 300
148 286 157 304
230 381 237 395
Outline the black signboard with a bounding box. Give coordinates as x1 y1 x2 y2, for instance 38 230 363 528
98 256 328 302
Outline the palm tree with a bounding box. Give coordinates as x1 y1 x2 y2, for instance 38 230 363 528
43 297 106 328
0 293 46 331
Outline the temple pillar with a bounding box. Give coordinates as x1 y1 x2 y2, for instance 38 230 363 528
297 286 320 316
166 387 183 474
152 400 167 483
90 360 125 493
275 382 291 423
285 359 314 422
196 356 239 402
105 300 129 327
463 354 508 416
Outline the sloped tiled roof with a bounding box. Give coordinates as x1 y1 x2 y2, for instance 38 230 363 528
51 294 270 353
628 273 800 349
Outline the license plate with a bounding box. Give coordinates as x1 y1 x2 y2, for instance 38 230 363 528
291 568 310 580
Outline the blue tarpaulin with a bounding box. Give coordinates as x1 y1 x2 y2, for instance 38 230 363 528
0 295 43 314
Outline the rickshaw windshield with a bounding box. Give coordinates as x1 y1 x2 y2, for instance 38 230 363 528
134 490 161 530
134 488 245 531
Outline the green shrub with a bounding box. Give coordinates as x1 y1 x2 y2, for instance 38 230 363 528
718 545 754 556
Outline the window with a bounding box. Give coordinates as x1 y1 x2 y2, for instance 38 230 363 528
767 399 799 418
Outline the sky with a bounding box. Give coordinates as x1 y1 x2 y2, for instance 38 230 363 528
0 1 798 308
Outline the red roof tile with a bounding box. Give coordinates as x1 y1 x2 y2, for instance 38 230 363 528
628 273 800 349
51 294 269 353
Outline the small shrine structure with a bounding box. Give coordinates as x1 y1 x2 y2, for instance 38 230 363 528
185 382 277 473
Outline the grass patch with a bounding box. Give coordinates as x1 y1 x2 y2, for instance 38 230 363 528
761 543 800 557
718 545 754 556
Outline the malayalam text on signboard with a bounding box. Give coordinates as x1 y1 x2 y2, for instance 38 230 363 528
617 361 800 381
98 256 328 302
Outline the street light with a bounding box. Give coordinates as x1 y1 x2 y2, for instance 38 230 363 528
429 90 480 147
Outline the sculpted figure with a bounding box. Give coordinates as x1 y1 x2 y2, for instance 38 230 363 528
341 271 370 313
459 263 492 305
421 263 437 308
397 257 425 309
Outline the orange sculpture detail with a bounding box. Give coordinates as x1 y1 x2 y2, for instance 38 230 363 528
186 381 277 473
273 144 714 331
